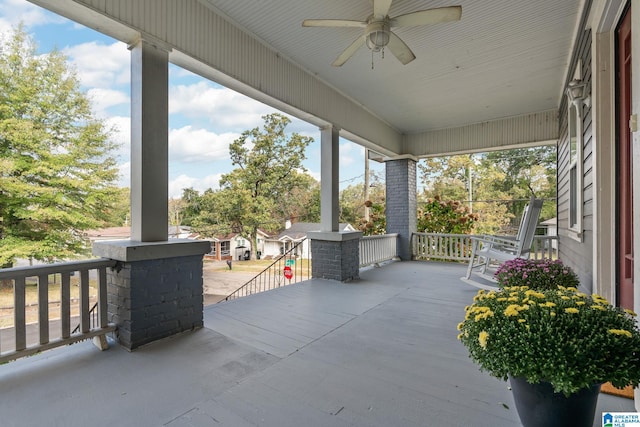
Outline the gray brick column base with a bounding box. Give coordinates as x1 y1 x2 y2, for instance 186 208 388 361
93 240 210 350
308 231 362 282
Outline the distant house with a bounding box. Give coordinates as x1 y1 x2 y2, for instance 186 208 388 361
262 222 355 259
540 217 558 250
83 226 132 242
207 230 270 261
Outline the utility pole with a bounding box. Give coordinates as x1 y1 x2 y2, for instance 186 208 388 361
468 163 473 213
364 148 370 221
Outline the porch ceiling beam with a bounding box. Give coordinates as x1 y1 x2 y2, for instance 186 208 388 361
402 110 559 158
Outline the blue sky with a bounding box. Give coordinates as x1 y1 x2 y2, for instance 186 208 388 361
1 0 385 198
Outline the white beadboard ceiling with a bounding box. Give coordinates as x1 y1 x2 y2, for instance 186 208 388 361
200 0 582 134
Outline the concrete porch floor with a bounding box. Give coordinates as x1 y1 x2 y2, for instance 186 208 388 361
0 261 634 426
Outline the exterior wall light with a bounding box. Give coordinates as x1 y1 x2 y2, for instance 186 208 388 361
566 79 591 108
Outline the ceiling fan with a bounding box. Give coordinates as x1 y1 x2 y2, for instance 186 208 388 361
302 0 461 67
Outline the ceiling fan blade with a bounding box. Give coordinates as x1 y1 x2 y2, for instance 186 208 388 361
390 6 462 28
373 0 393 18
302 19 366 28
332 36 366 67
387 32 416 65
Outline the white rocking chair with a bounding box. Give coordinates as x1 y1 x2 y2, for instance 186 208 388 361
461 198 543 290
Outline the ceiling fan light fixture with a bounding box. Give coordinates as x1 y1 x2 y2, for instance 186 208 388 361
366 30 390 51
365 21 390 51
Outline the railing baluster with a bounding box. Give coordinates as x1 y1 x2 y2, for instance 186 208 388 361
38 274 49 345
61 272 71 339
14 277 26 351
80 270 90 334
98 267 108 328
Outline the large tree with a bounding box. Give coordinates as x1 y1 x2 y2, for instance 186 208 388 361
419 147 556 234
218 113 313 259
0 27 120 266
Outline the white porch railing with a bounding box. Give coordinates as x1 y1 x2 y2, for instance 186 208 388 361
359 234 399 267
0 259 116 363
412 233 558 262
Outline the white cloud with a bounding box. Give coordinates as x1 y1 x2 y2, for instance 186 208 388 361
88 88 129 116
169 125 237 163
105 116 130 160
0 0 62 33
169 82 273 131
169 173 222 198
63 41 129 89
307 170 321 182
339 141 364 167
117 162 130 188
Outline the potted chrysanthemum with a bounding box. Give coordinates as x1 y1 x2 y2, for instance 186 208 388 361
494 258 580 290
458 284 640 427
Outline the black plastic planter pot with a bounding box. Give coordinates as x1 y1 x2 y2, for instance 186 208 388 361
509 376 601 427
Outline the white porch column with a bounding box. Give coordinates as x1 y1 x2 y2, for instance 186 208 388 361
130 38 169 242
309 125 361 281
320 125 340 232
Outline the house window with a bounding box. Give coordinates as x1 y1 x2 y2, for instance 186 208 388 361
567 102 582 240
221 241 230 256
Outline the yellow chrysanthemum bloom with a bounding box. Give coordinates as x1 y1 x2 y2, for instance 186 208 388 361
518 319 526 323
565 307 579 314
550 312 556 317
591 305 606 311
474 310 495 322
624 308 638 317
504 305 521 317
457 333 463 340
508 297 519 302
497 297 507 302
478 331 489 349
541 301 556 308
575 301 586 306
608 329 633 338
525 290 545 299
457 322 464 331
561 296 571 301
592 294 610 305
